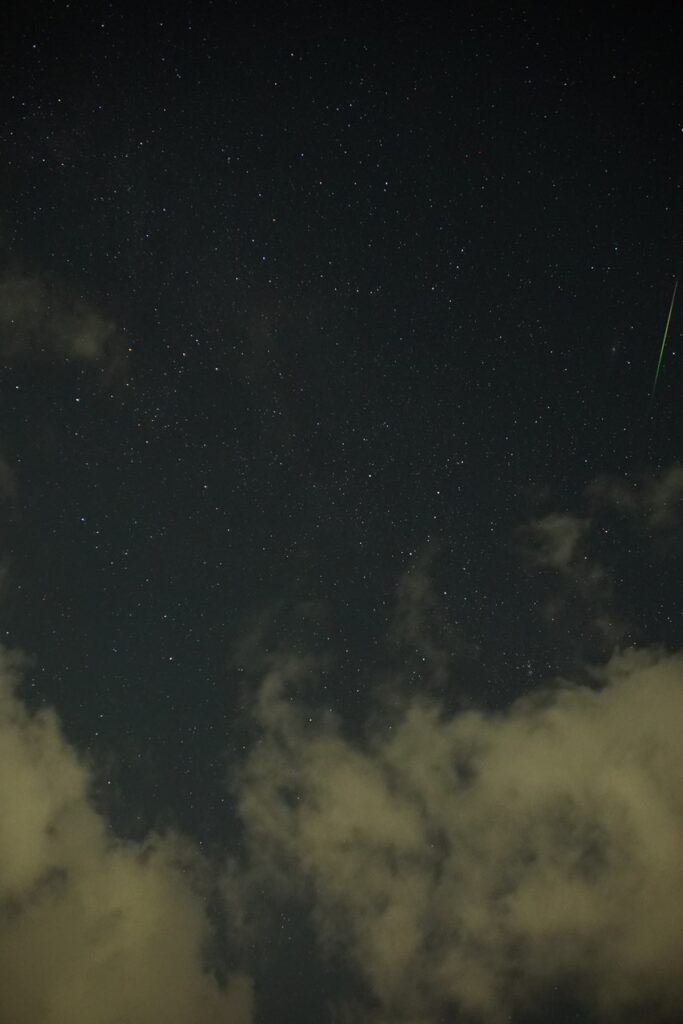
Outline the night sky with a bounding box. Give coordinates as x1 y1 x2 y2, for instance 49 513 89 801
1 5 682 1023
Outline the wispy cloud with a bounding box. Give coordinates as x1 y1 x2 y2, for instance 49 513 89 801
390 546 470 692
517 512 589 572
589 463 683 532
516 511 622 647
0 274 125 372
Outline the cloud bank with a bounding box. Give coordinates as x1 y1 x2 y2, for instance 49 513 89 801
2 460 682 1023
0 645 252 1024
237 645 683 1023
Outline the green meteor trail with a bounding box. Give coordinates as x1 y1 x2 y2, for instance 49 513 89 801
651 278 678 399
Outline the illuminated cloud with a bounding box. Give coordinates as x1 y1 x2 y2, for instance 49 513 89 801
0 645 253 1024
237 645 683 1023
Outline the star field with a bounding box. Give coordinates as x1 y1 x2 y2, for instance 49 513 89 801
0 5 681 1024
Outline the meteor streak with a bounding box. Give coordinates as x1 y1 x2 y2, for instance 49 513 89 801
651 278 678 399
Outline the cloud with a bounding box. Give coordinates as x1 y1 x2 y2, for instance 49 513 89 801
0 645 253 1024
237 645 683 1023
0 274 124 369
516 512 621 647
517 513 589 572
589 464 683 532
390 547 463 691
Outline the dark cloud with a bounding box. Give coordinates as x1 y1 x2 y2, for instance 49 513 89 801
516 511 623 649
517 513 590 572
0 274 126 374
589 464 683 533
